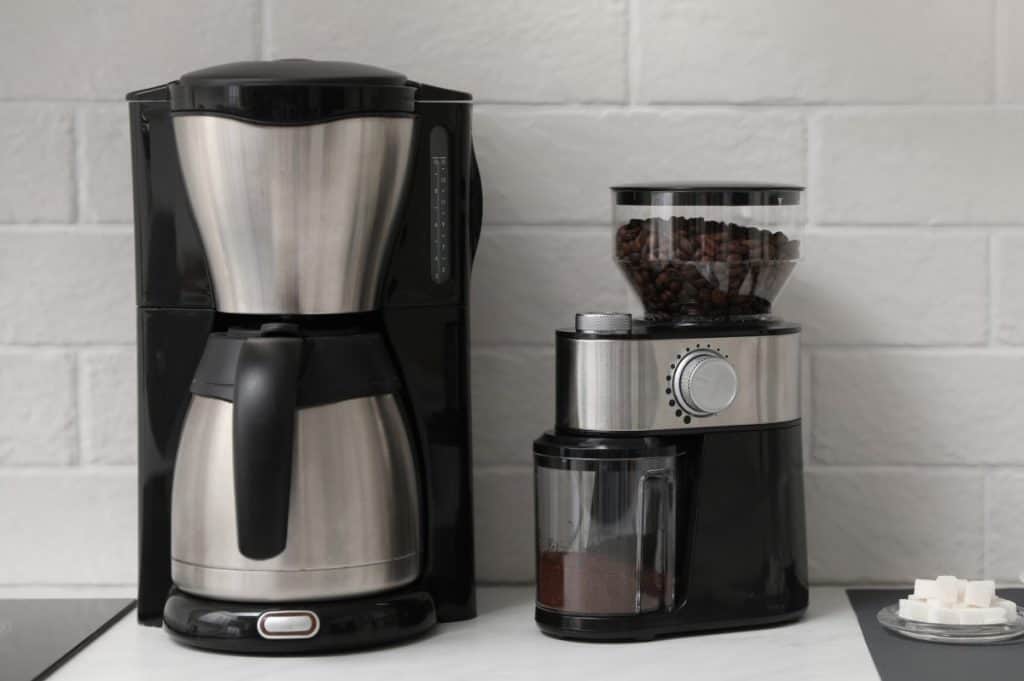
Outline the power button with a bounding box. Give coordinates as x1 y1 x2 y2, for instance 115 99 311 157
256 610 320 639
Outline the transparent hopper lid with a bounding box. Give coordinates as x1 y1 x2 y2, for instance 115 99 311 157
612 184 802 322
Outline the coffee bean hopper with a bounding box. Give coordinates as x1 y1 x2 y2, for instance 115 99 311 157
533 184 809 641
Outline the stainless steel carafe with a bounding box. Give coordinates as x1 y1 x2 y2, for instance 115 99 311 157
172 384 421 602
168 99 422 603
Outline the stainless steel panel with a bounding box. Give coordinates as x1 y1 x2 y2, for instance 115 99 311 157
171 395 421 602
557 332 800 432
173 115 415 314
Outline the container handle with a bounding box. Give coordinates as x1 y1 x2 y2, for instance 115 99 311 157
634 469 674 613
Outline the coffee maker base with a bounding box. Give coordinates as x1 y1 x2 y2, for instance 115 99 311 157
163 588 436 654
535 605 807 642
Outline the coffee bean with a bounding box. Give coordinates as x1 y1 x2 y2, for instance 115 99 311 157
615 217 799 320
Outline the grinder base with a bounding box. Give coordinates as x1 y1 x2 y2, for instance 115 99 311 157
536 604 806 642
534 419 809 642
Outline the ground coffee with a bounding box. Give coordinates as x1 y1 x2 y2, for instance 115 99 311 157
537 549 667 615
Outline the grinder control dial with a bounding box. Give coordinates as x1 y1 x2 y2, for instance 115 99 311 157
672 350 738 417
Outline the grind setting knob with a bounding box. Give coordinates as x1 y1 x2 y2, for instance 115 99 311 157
673 350 738 416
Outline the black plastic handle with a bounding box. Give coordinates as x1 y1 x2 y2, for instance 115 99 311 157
232 329 303 560
469 146 483 263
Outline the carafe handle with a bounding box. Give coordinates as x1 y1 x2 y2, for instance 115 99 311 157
233 325 303 560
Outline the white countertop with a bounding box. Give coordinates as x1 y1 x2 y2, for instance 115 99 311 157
39 586 879 681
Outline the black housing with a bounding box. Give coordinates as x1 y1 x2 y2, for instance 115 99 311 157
129 61 481 652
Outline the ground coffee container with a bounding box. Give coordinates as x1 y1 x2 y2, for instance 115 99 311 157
533 184 809 641
535 436 683 616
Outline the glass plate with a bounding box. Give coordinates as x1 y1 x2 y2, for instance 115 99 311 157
877 604 1024 644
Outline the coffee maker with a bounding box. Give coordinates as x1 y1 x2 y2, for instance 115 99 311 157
533 184 808 641
128 60 482 653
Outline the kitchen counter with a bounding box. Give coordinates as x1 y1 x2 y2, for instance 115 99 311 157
40 586 880 680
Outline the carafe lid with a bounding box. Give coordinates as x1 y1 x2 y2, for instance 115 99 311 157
167 59 417 123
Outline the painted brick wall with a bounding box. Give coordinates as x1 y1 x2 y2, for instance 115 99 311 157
1 0 1021 589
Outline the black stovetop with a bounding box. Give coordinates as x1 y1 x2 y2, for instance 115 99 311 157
0 598 135 681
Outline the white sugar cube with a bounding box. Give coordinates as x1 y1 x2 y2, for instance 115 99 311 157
978 607 1008 625
959 609 987 625
964 580 995 607
906 576 1018 627
993 597 1018 623
926 605 960 625
899 598 929 622
913 579 938 600
935 576 959 606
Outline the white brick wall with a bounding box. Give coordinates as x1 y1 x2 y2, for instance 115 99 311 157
633 0 994 104
79 348 136 465
474 108 805 224
0 349 76 465
266 0 629 103
0 106 74 222
79 106 133 224
812 110 1024 225
1 0 1022 588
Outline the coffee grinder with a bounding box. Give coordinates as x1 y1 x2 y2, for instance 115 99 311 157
128 60 482 653
533 184 808 641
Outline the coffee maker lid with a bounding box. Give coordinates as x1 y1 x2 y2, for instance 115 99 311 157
168 59 417 124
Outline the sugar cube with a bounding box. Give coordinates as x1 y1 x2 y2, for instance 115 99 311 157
904 576 1019 627
978 607 1008 625
993 597 1018 624
964 580 995 608
926 605 960 625
913 579 938 600
958 609 987 625
899 598 929 622
935 576 959 606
